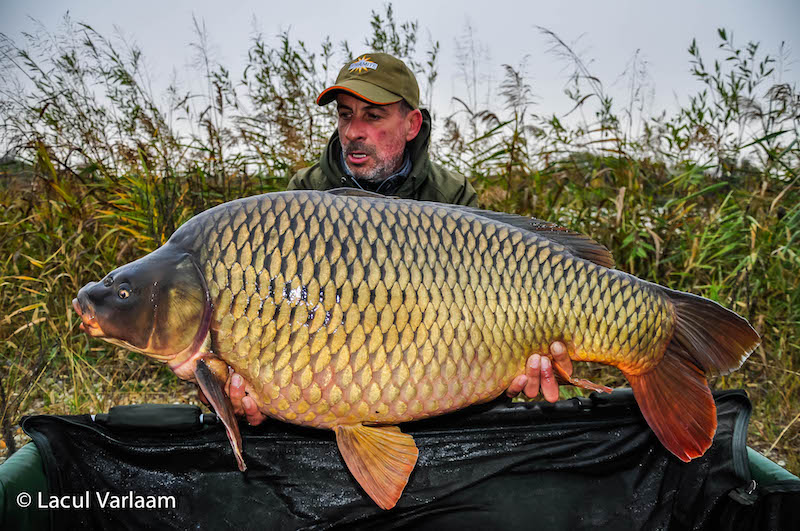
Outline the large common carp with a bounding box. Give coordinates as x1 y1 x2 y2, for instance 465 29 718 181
73 190 759 509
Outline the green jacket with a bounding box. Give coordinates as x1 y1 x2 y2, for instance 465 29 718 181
287 109 478 206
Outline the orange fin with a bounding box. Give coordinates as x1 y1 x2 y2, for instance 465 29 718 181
334 424 419 510
625 354 716 462
623 283 760 461
552 359 613 394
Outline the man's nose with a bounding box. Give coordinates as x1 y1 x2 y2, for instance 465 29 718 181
342 117 367 142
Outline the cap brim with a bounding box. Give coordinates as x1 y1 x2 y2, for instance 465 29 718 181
316 79 403 106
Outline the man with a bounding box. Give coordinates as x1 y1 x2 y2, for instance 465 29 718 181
222 53 572 425
288 53 477 205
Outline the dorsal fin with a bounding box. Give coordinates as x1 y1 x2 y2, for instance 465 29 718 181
526 219 615 268
323 190 615 268
454 207 616 269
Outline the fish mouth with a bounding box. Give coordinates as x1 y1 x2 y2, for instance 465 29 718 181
72 297 106 337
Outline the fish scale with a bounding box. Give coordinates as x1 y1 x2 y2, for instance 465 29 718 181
182 191 672 429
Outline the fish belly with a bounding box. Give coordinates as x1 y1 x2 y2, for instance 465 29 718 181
189 191 674 429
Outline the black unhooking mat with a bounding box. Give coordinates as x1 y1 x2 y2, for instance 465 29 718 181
17 389 799 530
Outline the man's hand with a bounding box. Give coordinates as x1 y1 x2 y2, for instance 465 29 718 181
506 341 572 402
197 373 268 426
228 373 267 426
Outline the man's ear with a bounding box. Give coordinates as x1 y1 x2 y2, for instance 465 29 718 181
405 109 423 142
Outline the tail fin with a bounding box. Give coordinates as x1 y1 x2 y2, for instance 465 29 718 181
663 287 760 375
626 354 717 461
625 288 760 462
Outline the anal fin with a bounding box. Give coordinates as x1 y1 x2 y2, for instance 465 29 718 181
334 424 419 510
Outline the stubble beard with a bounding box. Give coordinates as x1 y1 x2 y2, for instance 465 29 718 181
342 141 405 183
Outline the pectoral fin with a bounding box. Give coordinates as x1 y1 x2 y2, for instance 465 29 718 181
334 424 419 510
195 358 247 472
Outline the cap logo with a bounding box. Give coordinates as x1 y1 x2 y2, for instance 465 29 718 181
348 55 378 73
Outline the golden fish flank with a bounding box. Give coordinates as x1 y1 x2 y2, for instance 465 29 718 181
197 193 667 428
75 189 758 510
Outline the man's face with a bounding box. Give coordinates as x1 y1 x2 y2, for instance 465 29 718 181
336 93 422 182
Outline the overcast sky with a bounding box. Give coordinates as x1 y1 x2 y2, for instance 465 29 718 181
2 0 799 125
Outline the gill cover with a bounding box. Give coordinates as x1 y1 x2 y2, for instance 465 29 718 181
76 246 210 360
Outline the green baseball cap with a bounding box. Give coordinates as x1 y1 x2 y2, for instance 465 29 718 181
316 53 420 109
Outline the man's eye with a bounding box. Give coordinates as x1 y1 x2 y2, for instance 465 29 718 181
368 113 381 120
118 288 130 299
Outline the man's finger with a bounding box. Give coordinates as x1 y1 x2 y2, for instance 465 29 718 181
540 356 560 403
242 396 266 426
506 375 527 397
550 341 573 377
523 354 541 398
229 373 245 416
230 374 244 398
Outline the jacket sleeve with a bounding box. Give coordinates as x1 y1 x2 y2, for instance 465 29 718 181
286 170 307 191
444 169 479 207
287 164 331 192
456 179 479 207
426 163 479 207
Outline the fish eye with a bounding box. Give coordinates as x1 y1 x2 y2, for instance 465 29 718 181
118 288 130 299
